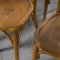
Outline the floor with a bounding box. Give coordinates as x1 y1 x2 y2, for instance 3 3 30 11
0 0 58 60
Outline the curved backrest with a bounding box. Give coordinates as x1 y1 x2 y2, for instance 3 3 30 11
43 0 60 22
43 0 50 21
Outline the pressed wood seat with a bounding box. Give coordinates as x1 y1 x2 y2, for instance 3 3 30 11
0 0 33 28
33 0 60 60
0 0 38 60
37 14 60 55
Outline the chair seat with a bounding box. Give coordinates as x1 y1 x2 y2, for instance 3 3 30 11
37 14 60 55
0 0 33 28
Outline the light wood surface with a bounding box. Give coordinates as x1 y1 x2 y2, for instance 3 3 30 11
33 0 60 60
0 0 38 60
0 0 33 28
38 14 60 57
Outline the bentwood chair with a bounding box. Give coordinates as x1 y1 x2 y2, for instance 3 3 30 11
33 0 60 60
0 0 38 60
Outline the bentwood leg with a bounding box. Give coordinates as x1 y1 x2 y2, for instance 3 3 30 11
32 0 38 29
2 30 20 60
32 10 38 29
33 40 38 60
33 42 37 60
13 32 19 60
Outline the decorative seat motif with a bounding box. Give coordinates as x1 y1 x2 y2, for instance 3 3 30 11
0 0 33 28
39 14 60 55
33 0 60 60
0 0 38 60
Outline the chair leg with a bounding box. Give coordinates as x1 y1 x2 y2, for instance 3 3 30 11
33 41 40 60
13 32 19 60
1 30 20 60
33 42 37 60
32 12 38 29
32 0 38 29
32 7 38 29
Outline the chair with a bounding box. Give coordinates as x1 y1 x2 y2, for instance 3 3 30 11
33 0 60 60
0 0 38 60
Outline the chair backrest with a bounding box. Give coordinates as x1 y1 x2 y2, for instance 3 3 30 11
43 0 60 22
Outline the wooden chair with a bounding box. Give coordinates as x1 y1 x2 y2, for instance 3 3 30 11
33 0 60 60
0 0 38 60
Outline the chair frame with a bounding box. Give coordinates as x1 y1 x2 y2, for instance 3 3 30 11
33 0 60 60
0 0 38 60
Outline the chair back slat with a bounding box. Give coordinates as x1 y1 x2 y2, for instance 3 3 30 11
43 0 50 22
43 0 60 22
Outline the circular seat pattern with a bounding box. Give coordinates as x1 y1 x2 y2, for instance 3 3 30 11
38 14 60 55
0 0 33 28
